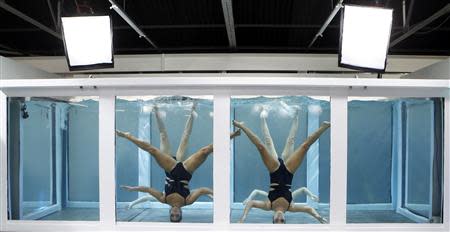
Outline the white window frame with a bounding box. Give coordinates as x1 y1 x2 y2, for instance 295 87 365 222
0 76 449 231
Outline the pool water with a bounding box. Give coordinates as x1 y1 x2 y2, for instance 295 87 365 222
7 96 443 224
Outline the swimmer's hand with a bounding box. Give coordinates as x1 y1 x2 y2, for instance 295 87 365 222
116 130 130 138
318 217 328 224
310 194 320 202
207 194 213 200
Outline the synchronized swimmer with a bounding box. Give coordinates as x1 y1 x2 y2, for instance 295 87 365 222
117 100 328 224
117 103 241 222
233 107 330 224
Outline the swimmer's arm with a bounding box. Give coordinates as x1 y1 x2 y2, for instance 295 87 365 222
128 195 155 209
185 187 213 205
292 187 319 202
288 203 327 224
238 200 270 223
121 185 166 203
243 189 268 205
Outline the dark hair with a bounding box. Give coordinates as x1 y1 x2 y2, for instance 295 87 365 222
170 207 182 222
272 218 286 224
272 212 286 224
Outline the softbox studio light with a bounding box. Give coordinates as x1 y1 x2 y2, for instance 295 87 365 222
339 5 393 72
61 15 114 71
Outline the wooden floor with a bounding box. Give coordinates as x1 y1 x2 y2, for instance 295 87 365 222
39 207 415 224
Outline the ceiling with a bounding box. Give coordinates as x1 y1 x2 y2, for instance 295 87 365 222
0 0 449 57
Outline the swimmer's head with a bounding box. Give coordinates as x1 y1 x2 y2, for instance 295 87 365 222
169 206 182 222
272 210 286 224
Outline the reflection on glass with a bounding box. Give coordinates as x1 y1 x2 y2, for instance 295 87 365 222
115 96 215 223
231 96 330 224
346 97 443 224
7 97 99 221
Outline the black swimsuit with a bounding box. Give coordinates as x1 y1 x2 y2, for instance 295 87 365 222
268 158 294 205
164 162 192 199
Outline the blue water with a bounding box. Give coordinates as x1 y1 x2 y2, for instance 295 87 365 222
116 97 214 203
7 96 442 223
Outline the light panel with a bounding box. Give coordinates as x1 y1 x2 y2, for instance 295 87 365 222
61 16 113 71
339 5 393 71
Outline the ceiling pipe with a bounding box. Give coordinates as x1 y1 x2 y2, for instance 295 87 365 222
405 0 416 30
390 3 450 47
308 0 343 49
108 0 158 48
221 0 237 48
402 0 406 28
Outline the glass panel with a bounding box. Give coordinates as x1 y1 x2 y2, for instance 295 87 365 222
115 96 213 223
346 97 443 224
7 96 99 221
230 96 330 224
405 100 433 218
21 102 53 216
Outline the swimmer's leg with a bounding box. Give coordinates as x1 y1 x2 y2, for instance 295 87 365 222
260 112 278 159
288 204 327 223
238 200 271 223
285 121 330 173
233 120 279 173
182 144 213 174
175 102 197 161
116 130 176 172
182 130 241 173
154 105 173 156
281 110 299 161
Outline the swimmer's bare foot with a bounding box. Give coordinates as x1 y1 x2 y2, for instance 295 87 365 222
116 130 130 138
191 101 197 111
153 104 160 113
259 108 269 119
120 185 136 191
321 121 330 128
231 129 241 139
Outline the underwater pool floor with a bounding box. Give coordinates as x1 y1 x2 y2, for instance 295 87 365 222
39 208 414 223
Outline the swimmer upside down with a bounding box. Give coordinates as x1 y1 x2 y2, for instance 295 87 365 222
117 103 241 222
233 108 330 224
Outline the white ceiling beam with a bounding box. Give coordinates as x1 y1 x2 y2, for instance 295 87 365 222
12 53 447 74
